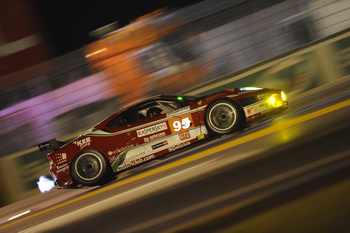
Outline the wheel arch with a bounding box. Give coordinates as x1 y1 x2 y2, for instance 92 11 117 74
204 97 246 135
205 97 246 120
70 149 113 186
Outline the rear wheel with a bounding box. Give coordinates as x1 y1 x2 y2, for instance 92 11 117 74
71 150 112 186
205 99 244 135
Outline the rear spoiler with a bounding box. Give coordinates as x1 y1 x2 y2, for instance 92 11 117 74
38 139 64 152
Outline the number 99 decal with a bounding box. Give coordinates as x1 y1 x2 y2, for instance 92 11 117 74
169 114 194 134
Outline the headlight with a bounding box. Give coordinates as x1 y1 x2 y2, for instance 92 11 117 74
281 91 287 101
268 92 287 107
269 95 276 105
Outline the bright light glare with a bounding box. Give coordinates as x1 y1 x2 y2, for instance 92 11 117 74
240 87 263 91
8 210 32 221
85 47 107 58
269 95 276 105
281 91 287 101
37 176 55 193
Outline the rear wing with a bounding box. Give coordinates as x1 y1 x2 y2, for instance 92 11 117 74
38 139 64 152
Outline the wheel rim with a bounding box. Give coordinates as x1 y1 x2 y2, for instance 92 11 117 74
75 153 103 181
208 103 237 131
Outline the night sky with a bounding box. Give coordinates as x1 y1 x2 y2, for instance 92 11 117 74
32 0 204 56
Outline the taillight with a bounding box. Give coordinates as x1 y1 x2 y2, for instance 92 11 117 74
47 153 54 166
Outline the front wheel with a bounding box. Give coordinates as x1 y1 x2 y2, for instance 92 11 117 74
205 99 244 135
71 150 113 186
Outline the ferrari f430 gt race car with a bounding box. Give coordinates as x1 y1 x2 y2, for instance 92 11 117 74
38 87 288 187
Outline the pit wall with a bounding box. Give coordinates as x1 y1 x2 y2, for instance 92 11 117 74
0 29 349 207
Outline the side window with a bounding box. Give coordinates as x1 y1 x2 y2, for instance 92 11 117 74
107 110 146 127
162 100 187 111
145 100 186 118
146 106 163 118
132 110 147 122
106 114 128 127
132 99 186 120
106 99 189 127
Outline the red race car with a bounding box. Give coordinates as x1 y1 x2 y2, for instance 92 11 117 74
39 87 288 187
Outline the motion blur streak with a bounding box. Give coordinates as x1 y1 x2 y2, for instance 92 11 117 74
123 149 350 233
8 210 31 221
1 98 349 230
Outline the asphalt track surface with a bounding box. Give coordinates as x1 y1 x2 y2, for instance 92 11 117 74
1 78 350 233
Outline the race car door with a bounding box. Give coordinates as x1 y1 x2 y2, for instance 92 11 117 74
103 99 174 166
134 98 201 154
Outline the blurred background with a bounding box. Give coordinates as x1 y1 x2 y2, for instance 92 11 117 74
0 0 349 206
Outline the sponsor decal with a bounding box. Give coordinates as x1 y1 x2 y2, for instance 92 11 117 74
151 141 168 150
108 144 135 156
168 141 191 152
39 142 51 151
179 131 191 140
197 100 202 105
56 163 68 173
247 106 257 115
117 154 155 171
56 163 68 169
109 155 117 163
150 132 166 140
73 137 91 149
137 122 167 138
245 100 272 117
143 132 166 143
169 114 194 134
56 167 68 173
56 153 67 164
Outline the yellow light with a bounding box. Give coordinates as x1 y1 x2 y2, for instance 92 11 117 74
269 95 276 105
281 91 287 101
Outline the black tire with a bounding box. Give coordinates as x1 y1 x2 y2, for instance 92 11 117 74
205 99 244 135
71 150 113 186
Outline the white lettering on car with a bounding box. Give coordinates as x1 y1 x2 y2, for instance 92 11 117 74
169 114 194 134
56 163 68 173
108 144 135 155
168 142 191 152
144 132 167 143
179 131 191 140
172 117 191 131
137 122 168 138
117 154 155 171
73 137 91 149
